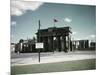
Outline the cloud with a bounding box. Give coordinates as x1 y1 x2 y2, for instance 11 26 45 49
72 31 77 35
90 34 96 38
84 34 96 42
89 34 96 42
64 17 72 23
11 0 44 16
84 34 96 39
11 21 16 26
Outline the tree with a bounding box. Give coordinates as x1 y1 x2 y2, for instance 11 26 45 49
19 39 24 43
33 37 36 42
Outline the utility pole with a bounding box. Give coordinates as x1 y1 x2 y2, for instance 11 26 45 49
38 20 41 62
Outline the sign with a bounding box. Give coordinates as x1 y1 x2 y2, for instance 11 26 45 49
36 43 44 49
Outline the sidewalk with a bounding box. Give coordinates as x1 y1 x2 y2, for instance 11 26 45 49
11 51 96 66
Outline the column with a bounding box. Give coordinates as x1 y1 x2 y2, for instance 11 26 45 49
48 36 53 52
74 41 77 50
68 35 70 52
43 37 48 52
85 40 89 49
56 36 61 52
70 40 72 51
53 37 56 52
62 36 67 52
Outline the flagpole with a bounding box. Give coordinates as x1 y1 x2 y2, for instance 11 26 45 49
54 19 57 27
54 21 55 27
53 19 55 54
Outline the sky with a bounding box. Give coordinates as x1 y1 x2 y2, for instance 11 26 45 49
11 1 96 43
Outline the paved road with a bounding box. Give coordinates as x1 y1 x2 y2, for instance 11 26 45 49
11 50 95 59
11 52 53 59
11 50 96 66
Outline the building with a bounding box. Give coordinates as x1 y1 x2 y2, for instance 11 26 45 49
11 43 15 53
36 27 72 52
72 40 89 50
15 39 36 53
14 26 95 53
90 42 96 50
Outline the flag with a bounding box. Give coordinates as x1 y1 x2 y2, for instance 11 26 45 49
54 19 58 22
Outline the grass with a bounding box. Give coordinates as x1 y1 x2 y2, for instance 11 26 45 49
11 59 96 75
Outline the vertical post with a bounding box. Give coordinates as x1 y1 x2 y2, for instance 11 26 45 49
38 20 41 62
54 22 55 27
68 35 70 52
72 37 74 52
53 37 54 53
62 36 66 52
56 36 61 52
39 49 40 62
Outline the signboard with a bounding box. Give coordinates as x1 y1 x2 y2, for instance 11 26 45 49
36 43 44 49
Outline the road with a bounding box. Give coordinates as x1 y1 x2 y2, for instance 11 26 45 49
11 52 53 59
11 50 95 59
11 50 96 66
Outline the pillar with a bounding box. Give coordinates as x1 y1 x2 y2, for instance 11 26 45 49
85 40 89 49
43 37 48 52
56 36 61 52
68 35 70 51
74 41 76 50
62 36 67 52
48 36 53 52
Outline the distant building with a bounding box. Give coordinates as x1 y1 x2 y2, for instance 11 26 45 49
90 42 96 50
15 39 36 53
72 40 89 50
11 43 15 52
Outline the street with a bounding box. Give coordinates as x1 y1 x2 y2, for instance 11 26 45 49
11 50 96 66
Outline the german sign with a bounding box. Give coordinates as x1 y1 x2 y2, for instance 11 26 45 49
36 42 44 49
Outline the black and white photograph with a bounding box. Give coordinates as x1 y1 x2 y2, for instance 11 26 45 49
10 0 96 75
